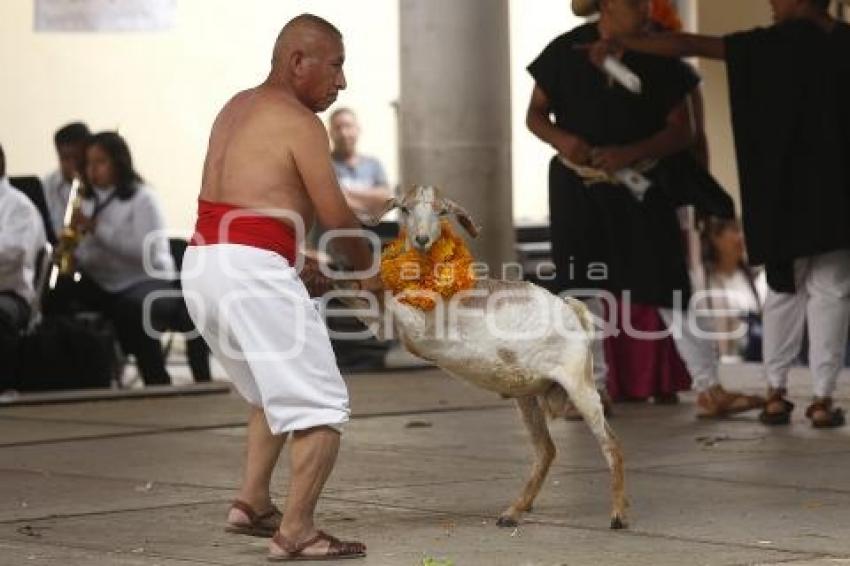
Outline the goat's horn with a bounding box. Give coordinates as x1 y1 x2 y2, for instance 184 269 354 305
442 198 482 238
359 197 399 226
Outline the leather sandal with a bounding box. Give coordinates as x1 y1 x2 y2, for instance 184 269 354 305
268 530 366 561
697 385 764 419
225 500 283 538
759 388 795 426
805 398 846 429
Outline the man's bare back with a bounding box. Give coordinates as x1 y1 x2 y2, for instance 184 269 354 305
200 86 321 231
195 13 378 278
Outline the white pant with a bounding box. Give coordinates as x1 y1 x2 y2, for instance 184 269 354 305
181 244 350 434
584 297 720 392
763 249 850 398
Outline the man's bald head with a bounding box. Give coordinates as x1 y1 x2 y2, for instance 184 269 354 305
272 14 342 67
268 14 347 113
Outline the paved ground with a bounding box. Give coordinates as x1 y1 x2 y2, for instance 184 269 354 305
1 364 850 566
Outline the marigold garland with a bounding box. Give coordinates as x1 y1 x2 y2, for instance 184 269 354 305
651 0 683 32
380 221 476 311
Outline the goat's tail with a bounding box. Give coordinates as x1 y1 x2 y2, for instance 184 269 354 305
541 298 597 419
563 296 594 335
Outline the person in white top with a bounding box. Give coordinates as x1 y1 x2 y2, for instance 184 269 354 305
691 216 767 363
41 122 91 241
0 143 47 388
45 132 208 385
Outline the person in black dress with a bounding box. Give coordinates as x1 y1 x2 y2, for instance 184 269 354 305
526 0 764 418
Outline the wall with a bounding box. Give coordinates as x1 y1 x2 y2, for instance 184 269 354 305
509 1 583 224
0 0 400 234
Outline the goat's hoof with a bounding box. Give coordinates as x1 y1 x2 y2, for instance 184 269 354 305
610 516 627 530
496 516 518 528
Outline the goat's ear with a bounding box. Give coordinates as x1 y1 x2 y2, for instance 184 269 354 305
442 198 482 239
359 197 399 226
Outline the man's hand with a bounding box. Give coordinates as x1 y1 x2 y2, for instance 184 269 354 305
358 274 384 295
300 256 334 298
591 146 638 175
358 275 384 301
554 132 593 166
578 39 625 68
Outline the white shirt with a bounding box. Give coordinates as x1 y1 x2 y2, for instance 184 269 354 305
0 177 47 304
75 184 175 293
42 169 73 237
691 266 767 314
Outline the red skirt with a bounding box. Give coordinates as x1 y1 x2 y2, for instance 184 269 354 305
604 301 691 401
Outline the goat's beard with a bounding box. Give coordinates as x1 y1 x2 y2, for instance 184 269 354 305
380 221 476 311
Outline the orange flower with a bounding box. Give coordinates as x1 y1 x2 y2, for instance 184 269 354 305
381 222 476 311
651 0 682 32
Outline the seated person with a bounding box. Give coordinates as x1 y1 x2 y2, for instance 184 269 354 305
45 131 209 385
329 107 392 216
0 143 47 388
42 122 91 239
692 216 766 362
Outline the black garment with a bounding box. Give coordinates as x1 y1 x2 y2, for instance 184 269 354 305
44 276 210 385
529 23 721 308
0 292 30 389
725 19 850 292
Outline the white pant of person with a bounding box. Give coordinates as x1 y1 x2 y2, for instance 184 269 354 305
584 296 720 393
763 249 850 399
181 244 351 434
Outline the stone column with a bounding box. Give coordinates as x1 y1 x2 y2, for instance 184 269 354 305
399 0 514 274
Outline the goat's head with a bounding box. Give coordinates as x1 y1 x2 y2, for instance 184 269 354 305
362 186 481 252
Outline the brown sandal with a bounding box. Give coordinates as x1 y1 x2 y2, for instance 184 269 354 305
225 500 283 538
759 388 794 426
805 398 846 429
268 530 366 561
697 385 764 419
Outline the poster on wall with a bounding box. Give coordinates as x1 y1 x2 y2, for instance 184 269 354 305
35 0 177 32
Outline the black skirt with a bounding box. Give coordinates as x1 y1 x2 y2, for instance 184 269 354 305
547 156 693 309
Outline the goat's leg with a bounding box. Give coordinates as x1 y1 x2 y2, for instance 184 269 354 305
496 396 556 528
557 357 628 529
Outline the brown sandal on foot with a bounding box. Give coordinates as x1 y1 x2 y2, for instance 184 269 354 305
759 388 794 426
268 530 366 561
697 385 764 419
225 500 283 538
805 398 846 429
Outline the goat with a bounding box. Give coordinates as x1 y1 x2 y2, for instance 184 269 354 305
342 185 627 529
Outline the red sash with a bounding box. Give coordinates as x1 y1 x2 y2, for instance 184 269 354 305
190 199 296 263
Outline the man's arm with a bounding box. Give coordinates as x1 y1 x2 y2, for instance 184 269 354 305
591 97 696 173
292 116 376 275
689 89 710 168
0 201 46 270
591 33 726 62
526 85 592 165
342 187 393 217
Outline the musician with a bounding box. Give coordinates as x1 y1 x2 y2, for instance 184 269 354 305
42 122 91 239
0 143 47 388
46 132 209 385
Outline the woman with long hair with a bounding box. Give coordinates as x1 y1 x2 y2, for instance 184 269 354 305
694 216 765 362
47 131 206 385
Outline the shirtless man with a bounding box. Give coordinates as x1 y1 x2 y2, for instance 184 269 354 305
182 14 378 560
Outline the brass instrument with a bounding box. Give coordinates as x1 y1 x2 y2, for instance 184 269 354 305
48 177 85 289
